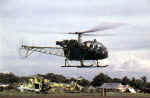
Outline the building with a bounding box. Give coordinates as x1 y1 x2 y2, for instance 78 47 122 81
98 83 127 92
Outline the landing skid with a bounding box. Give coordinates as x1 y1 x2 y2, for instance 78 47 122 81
62 59 109 68
61 65 109 68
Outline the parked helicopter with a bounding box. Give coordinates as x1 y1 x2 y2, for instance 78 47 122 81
19 23 122 68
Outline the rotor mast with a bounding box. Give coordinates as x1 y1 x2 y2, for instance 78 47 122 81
78 33 82 43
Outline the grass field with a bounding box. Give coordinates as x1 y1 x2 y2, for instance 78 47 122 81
0 90 150 97
0 90 101 96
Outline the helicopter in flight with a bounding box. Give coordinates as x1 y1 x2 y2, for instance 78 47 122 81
19 23 122 68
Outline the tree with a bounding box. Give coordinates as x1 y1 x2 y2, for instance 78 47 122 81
122 76 130 85
145 82 150 88
91 73 112 87
77 78 90 87
45 73 67 83
112 78 122 83
18 76 31 82
139 76 147 89
141 76 147 84
134 79 144 90
0 72 19 84
130 77 136 88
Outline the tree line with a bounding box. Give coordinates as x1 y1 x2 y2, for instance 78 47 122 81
91 73 150 90
0 72 149 90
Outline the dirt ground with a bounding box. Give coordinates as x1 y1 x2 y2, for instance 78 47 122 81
0 96 147 98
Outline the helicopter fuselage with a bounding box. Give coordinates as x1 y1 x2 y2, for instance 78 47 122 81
56 39 108 60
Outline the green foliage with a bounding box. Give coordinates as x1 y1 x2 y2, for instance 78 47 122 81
122 76 130 85
90 73 150 90
0 72 19 84
141 76 147 84
91 73 112 87
18 76 31 82
112 78 122 83
44 73 67 83
145 83 150 88
0 72 149 91
134 79 144 89
77 78 90 87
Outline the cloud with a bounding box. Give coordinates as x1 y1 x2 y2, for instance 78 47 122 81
107 50 150 71
0 0 150 80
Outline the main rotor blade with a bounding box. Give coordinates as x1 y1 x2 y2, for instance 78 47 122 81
83 33 115 36
74 22 124 34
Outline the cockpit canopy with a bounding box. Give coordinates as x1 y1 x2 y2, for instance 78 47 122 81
83 40 105 50
56 39 106 50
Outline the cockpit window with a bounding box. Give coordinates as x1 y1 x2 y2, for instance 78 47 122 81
97 42 104 48
84 41 104 49
86 42 92 47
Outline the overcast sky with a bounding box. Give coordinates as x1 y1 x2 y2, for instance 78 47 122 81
1 0 150 80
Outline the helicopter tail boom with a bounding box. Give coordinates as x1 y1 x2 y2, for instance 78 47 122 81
19 45 64 57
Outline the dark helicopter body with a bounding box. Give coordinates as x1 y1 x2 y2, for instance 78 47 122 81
19 23 122 67
56 39 108 61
